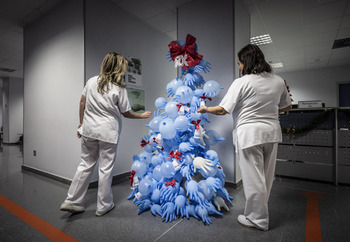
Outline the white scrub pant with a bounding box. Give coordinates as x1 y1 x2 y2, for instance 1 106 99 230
64 136 118 213
238 142 278 230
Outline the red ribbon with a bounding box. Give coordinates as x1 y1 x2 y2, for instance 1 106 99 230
191 119 201 130
200 94 212 101
176 104 182 111
168 34 203 69
129 170 136 186
140 140 150 147
165 179 176 187
167 150 182 160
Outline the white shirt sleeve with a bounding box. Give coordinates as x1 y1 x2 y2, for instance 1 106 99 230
118 87 132 113
279 81 292 109
219 79 242 114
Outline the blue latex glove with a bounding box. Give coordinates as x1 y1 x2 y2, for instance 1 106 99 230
204 201 223 216
186 204 199 220
179 187 186 196
127 188 137 200
217 187 233 205
196 205 212 225
174 195 188 218
180 165 194 180
161 202 176 223
195 59 212 73
186 180 203 204
166 51 172 62
160 182 179 203
137 199 151 215
192 73 205 87
150 204 163 216
150 188 161 204
205 177 222 193
184 73 196 89
179 142 194 153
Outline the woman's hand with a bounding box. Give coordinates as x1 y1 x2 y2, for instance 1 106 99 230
77 124 82 138
197 106 207 113
141 111 152 118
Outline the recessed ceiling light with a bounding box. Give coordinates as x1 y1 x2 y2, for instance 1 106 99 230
250 34 272 46
270 62 284 68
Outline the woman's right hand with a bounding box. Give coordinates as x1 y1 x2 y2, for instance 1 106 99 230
142 111 152 119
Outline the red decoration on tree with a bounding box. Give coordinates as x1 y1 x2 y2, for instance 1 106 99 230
168 34 203 69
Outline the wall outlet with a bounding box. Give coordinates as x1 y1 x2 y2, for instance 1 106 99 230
33 150 36 156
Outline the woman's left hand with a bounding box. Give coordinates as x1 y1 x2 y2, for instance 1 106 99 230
77 124 82 138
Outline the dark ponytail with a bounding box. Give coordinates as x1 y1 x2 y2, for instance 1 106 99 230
238 44 271 75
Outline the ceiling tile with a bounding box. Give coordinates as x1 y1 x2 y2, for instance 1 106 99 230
117 0 167 20
306 61 328 69
264 13 303 37
145 10 176 33
255 0 300 21
302 0 347 24
345 0 350 14
340 15 350 29
157 0 194 9
305 40 334 52
330 47 350 59
306 55 329 64
336 27 350 38
328 58 350 66
250 13 268 36
304 31 337 45
285 63 307 71
302 0 340 10
304 18 342 35
305 49 332 58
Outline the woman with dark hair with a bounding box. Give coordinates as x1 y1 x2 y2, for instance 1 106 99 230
60 52 151 217
198 44 292 230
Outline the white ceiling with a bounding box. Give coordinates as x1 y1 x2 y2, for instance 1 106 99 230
1 0 350 78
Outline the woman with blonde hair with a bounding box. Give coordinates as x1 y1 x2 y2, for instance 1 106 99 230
60 52 151 216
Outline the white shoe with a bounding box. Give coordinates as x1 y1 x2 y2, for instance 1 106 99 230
237 215 255 228
60 202 85 214
95 204 115 217
237 215 268 231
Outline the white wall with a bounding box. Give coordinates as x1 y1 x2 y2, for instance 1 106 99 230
234 0 250 183
178 0 250 184
85 0 177 180
24 0 176 181
279 65 350 107
24 0 84 179
2 77 23 143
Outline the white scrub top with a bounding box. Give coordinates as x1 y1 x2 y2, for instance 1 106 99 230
80 76 131 144
219 72 291 150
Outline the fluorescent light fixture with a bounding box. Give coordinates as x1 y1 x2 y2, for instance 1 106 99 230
250 34 272 45
270 62 284 68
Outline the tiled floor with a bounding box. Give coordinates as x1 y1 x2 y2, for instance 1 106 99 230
1 143 350 242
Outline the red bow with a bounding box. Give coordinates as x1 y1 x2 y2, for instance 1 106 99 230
191 119 201 130
167 150 182 160
140 140 150 147
176 104 182 111
129 170 136 186
165 179 176 187
168 34 203 69
153 137 157 144
200 94 212 101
